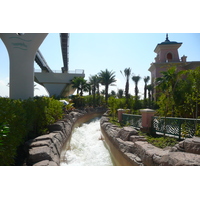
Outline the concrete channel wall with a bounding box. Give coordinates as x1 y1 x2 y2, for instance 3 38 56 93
25 108 106 166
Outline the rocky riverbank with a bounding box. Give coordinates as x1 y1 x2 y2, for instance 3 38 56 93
24 107 106 166
25 108 200 166
100 115 200 166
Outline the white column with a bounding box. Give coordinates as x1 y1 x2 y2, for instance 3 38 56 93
0 33 48 99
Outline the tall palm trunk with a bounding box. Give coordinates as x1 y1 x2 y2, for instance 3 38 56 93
125 79 129 103
105 84 109 104
132 75 141 99
144 76 150 100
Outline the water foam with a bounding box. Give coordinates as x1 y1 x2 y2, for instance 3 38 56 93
60 118 114 166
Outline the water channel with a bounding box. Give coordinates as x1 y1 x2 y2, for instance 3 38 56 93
60 118 115 166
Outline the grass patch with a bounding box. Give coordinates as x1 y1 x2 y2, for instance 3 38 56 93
147 136 178 148
139 132 179 148
108 116 179 149
108 117 124 128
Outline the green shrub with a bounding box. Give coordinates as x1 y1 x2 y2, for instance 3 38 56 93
70 95 85 108
0 98 26 165
108 96 139 118
0 97 63 165
71 94 105 108
23 97 63 138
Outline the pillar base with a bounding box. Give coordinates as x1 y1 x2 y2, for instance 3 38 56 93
140 127 151 134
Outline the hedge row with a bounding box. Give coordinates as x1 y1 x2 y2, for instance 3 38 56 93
0 97 63 166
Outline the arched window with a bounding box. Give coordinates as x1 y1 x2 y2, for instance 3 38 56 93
166 53 173 62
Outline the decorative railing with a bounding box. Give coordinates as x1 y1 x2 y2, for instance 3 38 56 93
152 116 200 139
122 114 142 129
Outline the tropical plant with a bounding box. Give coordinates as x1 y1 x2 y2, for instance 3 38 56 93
89 75 100 106
0 97 64 165
132 75 141 98
156 66 185 117
108 96 118 120
143 76 150 100
146 84 153 107
121 68 132 101
71 77 88 96
183 67 200 120
110 90 116 97
117 89 124 98
98 69 116 104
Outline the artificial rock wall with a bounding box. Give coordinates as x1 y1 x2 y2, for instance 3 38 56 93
25 109 200 166
25 108 106 166
100 115 200 166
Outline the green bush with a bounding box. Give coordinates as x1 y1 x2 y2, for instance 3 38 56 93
146 136 178 149
71 94 105 108
107 96 141 118
0 97 63 165
70 95 85 108
23 97 64 138
84 95 105 107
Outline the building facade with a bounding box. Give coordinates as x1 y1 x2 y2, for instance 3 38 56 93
148 34 200 100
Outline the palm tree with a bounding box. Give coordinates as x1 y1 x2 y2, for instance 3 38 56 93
71 77 88 96
89 75 99 95
132 75 141 98
143 76 150 100
147 84 152 99
121 68 131 100
98 69 116 104
146 84 153 108
110 90 116 97
117 89 124 98
86 84 92 95
89 75 100 106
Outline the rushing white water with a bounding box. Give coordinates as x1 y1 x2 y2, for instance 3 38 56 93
60 118 114 166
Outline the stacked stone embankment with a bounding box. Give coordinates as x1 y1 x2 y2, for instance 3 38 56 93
25 109 200 166
25 107 106 166
100 115 200 166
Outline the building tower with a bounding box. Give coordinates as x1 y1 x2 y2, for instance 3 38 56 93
148 34 200 101
154 34 182 63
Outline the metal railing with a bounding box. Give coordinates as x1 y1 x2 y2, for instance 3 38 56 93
122 114 142 129
152 116 200 139
68 69 84 74
34 69 84 74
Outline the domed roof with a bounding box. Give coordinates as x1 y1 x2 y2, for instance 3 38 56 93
154 34 182 53
158 34 182 45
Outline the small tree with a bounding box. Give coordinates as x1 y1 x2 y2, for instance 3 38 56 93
117 89 124 98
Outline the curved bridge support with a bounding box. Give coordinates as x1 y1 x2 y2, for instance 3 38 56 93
0 33 48 99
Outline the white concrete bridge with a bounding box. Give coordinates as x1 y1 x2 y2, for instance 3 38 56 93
0 33 85 99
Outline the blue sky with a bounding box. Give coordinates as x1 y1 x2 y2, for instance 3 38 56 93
0 33 200 97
